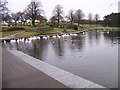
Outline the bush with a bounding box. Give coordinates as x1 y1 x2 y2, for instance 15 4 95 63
66 24 78 30
37 26 52 31
49 23 58 28
7 26 26 31
73 25 78 30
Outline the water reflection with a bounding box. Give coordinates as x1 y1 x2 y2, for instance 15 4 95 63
52 37 65 57
104 31 119 44
28 39 49 60
70 35 84 51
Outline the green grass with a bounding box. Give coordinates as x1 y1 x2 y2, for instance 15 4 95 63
3 24 118 38
1 24 119 38
80 24 97 29
39 28 63 35
92 26 119 31
16 28 77 37
16 32 39 37
1 26 9 32
39 28 77 35
59 22 70 25
1 31 21 37
78 24 119 31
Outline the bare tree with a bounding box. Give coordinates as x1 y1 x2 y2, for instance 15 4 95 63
11 12 20 26
67 9 75 25
94 14 100 27
53 4 64 27
49 16 57 29
25 0 43 27
0 0 8 14
2 14 11 23
50 16 57 24
74 9 85 26
0 0 9 24
16 11 24 25
22 10 29 25
37 14 47 23
88 13 93 26
16 11 29 26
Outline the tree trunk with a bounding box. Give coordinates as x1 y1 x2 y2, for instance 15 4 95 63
58 19 59 28
70 21 73 25
96 21 97 27
32 20 35 27
90 20 91 26
78 22 79 26
15 21 17 26
23 21 26 26
21 20 23 26
63 25 67 32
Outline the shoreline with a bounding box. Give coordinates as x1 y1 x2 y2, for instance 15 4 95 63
0 28 119 42
0 30 85 42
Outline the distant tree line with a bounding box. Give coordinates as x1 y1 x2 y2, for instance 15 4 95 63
0 0 9 23
103 13 120 27
1 0 46 27
0 0 119 28
50 5 100 27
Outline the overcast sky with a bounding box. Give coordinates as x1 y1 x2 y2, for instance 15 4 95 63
7 0 119 20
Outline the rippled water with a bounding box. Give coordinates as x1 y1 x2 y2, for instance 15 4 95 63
3 30 119 88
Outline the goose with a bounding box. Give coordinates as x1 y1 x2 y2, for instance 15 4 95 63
4 40 6 44
16 39 20 42
73 34 77 36
30 36 36 40
43 36 48 39
83 32 85 35
28 37 33 41
53 35 56 38
62 34 66 37
65 34 70 37
116 40 118 43
70 34 73 36
107 31 109 34
47 35 50 39
52 42 55 45
57 35 61 38
36 36 40 39
11 39 16 43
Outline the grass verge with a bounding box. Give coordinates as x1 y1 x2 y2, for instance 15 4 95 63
16 32 39 38
16 28 77 37
1 31 21 37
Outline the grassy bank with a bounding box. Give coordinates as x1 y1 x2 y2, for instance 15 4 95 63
1 31 21 37
79 24 119 31
93 27 119 31
1 25 119 38
16 32 39 37
16 28 77 38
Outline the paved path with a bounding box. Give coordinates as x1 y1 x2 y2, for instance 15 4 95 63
1 31 25 40
2 48 71 88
